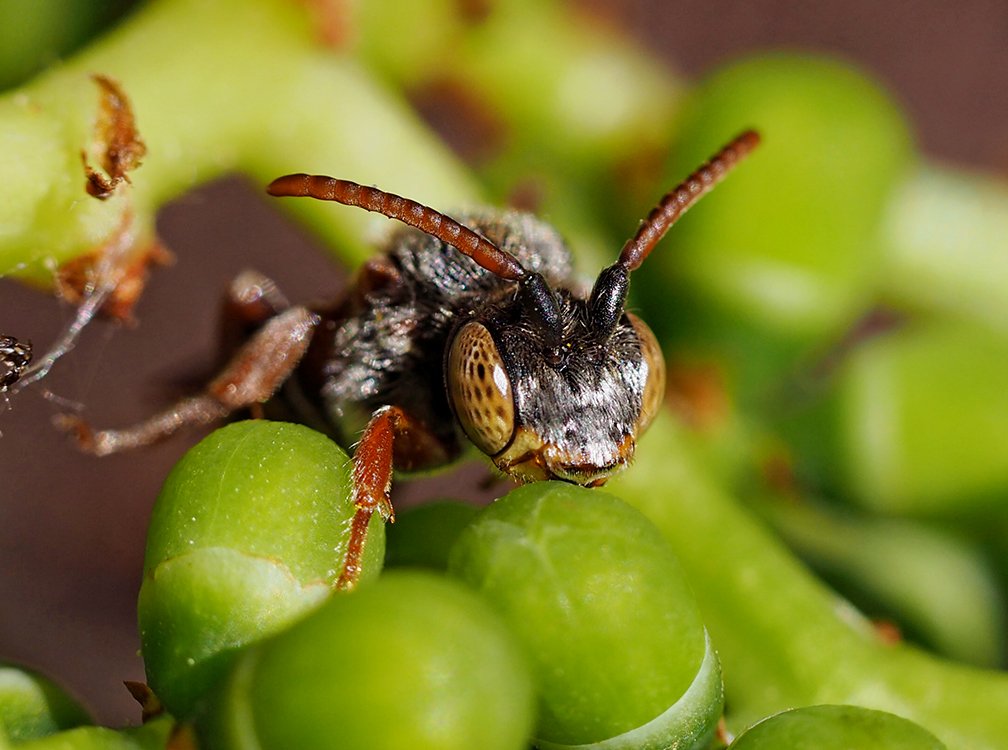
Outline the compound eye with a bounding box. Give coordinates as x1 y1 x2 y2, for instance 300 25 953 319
627 313 665 433
447 321 516 456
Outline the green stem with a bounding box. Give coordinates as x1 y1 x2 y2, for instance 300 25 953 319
755 493 1006 667
608 411 1008 750
352 0 687 271
0 0 480 283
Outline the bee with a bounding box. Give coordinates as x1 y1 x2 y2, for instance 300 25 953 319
61 130 759 587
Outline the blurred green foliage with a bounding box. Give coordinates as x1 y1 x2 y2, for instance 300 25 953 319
1 1 1006 748
0 0 136 90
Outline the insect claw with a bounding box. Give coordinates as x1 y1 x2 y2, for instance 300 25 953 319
53 413 99 454
378 495 395 523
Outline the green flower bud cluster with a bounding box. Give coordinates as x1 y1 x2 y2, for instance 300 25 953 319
137 421 381 718
4 419 955 750
144 423 722 749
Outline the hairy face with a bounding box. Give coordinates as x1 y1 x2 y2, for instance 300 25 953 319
446 291 664 485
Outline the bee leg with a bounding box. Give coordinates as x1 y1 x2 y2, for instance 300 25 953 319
57 306 319 455
337 404 454 590
218 269 291 356
217 270 293 420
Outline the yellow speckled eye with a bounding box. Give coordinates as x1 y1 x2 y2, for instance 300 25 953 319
447 321 516 456
628 313 665 433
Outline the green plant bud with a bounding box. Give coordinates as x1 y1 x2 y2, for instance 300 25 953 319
10 717 174 750
196 571 534 750
448 483 721 749
384 499 480 571
635 53 912 398
729 705 947 749
0 664 90 742
834 322 1008 516
138 420 384 718
881 164 1008 335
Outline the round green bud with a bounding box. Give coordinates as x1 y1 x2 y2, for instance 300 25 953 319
730 705 947 749
138 420 384 717
635 53 912 398
384 499 480 571
9 717 174 750
834 322 1008 516
670 53 912 332
0 663 90 742
448 483 721 749
196 571 535 750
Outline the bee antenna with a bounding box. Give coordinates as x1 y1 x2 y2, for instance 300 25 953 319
519 272 563 342
589 129 760 332
267 176 529 282
617 129 760 272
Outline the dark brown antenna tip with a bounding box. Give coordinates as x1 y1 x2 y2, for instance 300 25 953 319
617 129 761 271
267 175 527 282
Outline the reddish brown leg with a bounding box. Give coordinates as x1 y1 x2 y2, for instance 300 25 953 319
58 306 319 455
219 269 290 348
220 270 291 421
228 269 290 316
337 405 451 590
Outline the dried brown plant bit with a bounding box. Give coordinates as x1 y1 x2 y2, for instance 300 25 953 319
14 213 145 392
612 144 673 213
166 722 198 750
665 358 730 432
296 0 352 47
81 74 147 200
408 77 508 165
457 0 494 23
716 717 736 747
124 680 165 723
873 619 904 645
760 449 802 499
504 177 546 214
56 239 173 323
0 336 33 392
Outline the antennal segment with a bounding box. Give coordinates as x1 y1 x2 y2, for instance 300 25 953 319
267 175 528 282
617 129 760 272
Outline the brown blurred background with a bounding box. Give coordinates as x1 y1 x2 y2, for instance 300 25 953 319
1 0 1006 725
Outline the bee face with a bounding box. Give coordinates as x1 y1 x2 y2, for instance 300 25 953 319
446 294 665 486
